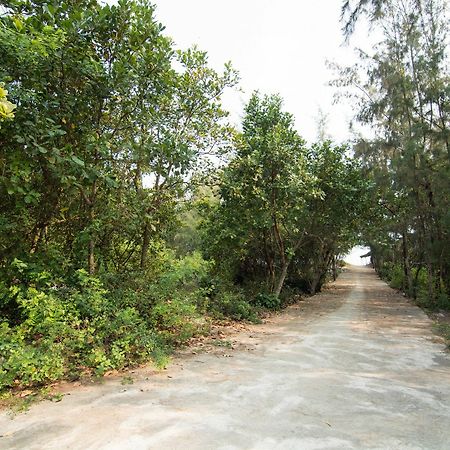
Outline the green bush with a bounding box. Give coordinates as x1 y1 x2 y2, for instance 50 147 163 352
150 298 206 344
388 264 404 290
0 322 66 390
411 268 449 309
208 290 259 322
0 265 168 390
433 323 450 348
253 292 281 310
0 251 272 393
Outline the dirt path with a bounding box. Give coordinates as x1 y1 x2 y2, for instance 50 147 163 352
1 266 449 450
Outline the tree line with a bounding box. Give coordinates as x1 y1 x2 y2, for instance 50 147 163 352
339 0 449 307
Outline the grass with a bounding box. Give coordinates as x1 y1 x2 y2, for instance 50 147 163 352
432 323 450 349
120 376 134 385
0 387 64 415
212 339 233 348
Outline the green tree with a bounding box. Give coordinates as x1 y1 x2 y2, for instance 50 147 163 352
0 0 238 390
337 0 450 304
294 141 372 293
206 93 318 296
0 0 236 276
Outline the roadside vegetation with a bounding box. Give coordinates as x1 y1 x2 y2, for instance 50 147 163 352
0 0 448 395
337 0 449 312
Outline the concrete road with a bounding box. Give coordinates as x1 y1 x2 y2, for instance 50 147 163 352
1 266 449 450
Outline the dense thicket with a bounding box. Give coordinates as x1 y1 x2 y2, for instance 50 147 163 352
0 0 237 390
204 94 371 300
338 0 449 307
0 0 370 391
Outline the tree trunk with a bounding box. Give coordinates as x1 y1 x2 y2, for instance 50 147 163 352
332 255 337 281
402 231 413 296
140 222 150 269
263 231 275 291
273 259 290 298
310 267 326 295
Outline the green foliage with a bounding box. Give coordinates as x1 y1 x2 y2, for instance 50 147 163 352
147 251 213 343
0 0 239 393
376 262 450 310
253 293 281 310
432 323 450 349
203 94 371 298
337 0 450 306
388 264 405 290
0 83 16 123
0 266 166 389
150 299 203 344
208 290 259 323
0 322 65 389
0 0 236 276
204 93 317 297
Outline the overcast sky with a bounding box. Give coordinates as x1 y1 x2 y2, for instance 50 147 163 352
152 0 373 144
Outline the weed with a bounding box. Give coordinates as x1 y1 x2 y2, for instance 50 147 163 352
121 376 134 385
212 339 233 348
432 323 450 349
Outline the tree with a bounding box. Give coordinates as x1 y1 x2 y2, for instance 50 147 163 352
205 92 374 297
337 0 450 304
0 0 237 276
0 0 240 389
293 141 372 293
206 93 317 296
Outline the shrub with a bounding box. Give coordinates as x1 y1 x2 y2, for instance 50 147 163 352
253 292 281 310
0 322 66 390
0 267 168 390
388 264 404 290
149 298 205 345
208 290 259 322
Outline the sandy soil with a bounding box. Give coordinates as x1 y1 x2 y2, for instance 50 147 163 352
0 265 449 449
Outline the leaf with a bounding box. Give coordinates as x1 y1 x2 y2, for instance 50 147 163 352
71 155 85 166
18 389 33 398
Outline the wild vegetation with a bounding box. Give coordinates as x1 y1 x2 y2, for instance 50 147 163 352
338 0 449 309
0 0 448 393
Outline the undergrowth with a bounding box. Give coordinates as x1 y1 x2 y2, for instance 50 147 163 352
432 323 450 349
0 251 273 396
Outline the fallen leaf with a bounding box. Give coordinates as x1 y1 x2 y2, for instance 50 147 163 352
18 390 33 398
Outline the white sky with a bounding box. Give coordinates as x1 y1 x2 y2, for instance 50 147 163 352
344 245 371 266
153 0 374 143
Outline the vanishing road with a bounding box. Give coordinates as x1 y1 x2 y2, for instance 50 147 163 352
1 266 449 449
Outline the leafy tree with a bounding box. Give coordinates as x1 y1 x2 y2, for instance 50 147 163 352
0 0 238 390
337 0 450 305
293 141 372 293
206 93 318 296
205 93 370 296
0 0 236 275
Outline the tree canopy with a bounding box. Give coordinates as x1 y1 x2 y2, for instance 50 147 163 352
336 0 449 305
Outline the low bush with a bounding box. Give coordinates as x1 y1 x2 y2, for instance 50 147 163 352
253 292 281 310
432 323 450 348
388 264 404 290
150 298 207 344
0 265 167 390
0 251 296 393
208 290 259 322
